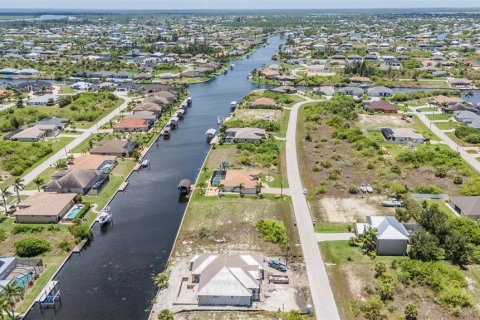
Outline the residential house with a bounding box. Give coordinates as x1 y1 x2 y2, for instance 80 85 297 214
337 86 364 97
14 192 76 224
221 170 260 194
350 76 372 86
448 78 472 88
224 128 266 143
355 216 409 256
449 196 480 219
26 95 59 106
381 128 425 144
90 139 138 157
69 154 117 171
189 254 264 306
36 117 69 129
363 101 398 113
367 86 393 98
44 169 109 195
113 118 151 133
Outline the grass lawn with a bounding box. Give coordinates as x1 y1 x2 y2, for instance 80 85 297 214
24 167 56 190
315 222 351 233
84 176 124 211
435 121 459 130
423 199 456 216
58 85 75 94
279 108 290 137
426 113 452 121
260 172 289 188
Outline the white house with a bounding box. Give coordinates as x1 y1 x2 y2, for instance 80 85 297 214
356 216 410 256
189 254 264 307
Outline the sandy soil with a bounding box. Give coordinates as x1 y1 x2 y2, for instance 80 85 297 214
318 196 394 223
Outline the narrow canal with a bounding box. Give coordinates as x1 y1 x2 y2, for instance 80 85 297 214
25 36 284 320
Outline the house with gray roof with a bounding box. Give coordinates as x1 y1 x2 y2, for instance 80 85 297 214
355 216 410 256
225 128 266 143
337 86 364 97
367 86 393 98
449 196 480 219
44 169 109 195
188 254 264 306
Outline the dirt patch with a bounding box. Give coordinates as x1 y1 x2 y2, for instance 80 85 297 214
318 196 394 223
234 109 281 122
357 114 415 130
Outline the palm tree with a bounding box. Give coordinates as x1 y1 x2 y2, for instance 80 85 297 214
13 178 25 202
33 177 45 192
0 187 12 214
238 183 245 197
0 283 23 318
255 181 263 195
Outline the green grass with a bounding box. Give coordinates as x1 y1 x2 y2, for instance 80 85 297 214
320 240 407 264
260 172 289 188
83 176 124 210
435 121 459 130
24 167 56 190
315 222 351 233
70 134 94 153
58 85 75 94
279 108 290 137
426 113 452 121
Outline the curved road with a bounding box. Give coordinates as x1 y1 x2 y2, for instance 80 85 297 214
286 99 340 320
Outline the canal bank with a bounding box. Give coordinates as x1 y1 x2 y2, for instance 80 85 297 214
25 36 285 320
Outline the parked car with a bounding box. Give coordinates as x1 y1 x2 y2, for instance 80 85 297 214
382 198 404 207
268 259 287 272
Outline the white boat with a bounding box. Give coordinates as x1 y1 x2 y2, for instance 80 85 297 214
186 97 192 105
366 184 374 194
205 128 216 141
98 211 112 227
230 64 235 69
141 159 150 168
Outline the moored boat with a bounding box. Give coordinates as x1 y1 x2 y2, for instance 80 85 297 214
205 128 216 142
186 96 192 105
178 179 192 195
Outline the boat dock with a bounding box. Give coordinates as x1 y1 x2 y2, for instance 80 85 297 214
72 239 88 253
118 181 129 191
36 281 61 312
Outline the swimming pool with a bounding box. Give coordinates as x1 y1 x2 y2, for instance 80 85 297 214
15 271 33 288
66 205 83 220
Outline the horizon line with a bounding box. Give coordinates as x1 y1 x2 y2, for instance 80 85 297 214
1 7 480 11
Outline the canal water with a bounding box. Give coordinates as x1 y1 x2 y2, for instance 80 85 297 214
25 36 283 320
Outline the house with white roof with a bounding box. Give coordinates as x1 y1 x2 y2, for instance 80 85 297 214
188 254 264 306
355 216 410 256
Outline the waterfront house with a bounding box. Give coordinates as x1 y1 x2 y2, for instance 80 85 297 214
250 97 277 108
221 170 260 194
90 139 138 157
381 128 425 144
113 118 151 133
350 76 372 86
224 128 266 143
355 216 409 256
125 111 158 122
448 78 472 88
337 86 364 97
189 254 264 307
69 154 117 171
367 86 393 98
14 192 76 224
449 196 480 219
44 169 109 195
133 102 163 115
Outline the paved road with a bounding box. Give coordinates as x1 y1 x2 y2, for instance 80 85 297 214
412 107 480 174
286 99 340 320
14 92 132 189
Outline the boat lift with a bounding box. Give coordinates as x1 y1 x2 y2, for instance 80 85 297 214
36 281 61 312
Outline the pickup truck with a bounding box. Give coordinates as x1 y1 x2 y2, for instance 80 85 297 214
268 259 287 272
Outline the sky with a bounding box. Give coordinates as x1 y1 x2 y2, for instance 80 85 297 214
0 0 479 10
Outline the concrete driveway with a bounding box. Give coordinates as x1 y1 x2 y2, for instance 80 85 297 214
286 99 340 320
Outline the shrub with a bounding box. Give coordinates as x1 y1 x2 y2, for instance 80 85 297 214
453 176 463 185
157 309 173 320
155 273 169 290
359 295 384 320
315 185 327 194
58 240 71 252
413 185 444 195
256 219 287 248
69 224 93 241
14 237 50 257
12 225 44 234
435 167 447 178
349 184 360 194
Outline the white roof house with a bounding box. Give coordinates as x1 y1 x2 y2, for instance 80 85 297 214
356 216 409 256
189 254 264 306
